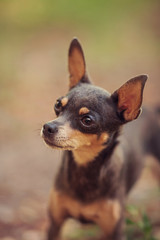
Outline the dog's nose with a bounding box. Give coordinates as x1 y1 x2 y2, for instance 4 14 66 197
43 122 58 136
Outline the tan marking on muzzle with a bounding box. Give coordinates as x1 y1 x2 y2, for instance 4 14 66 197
42 120 109 164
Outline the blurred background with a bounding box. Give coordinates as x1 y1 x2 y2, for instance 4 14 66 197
0 0 160 239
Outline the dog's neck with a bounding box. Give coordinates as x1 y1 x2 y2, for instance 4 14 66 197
72 131 120 167
55 130 121 202
72 145 106 166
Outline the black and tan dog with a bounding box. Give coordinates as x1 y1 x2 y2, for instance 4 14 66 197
41 38 160 240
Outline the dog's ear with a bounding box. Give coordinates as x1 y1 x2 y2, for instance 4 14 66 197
68 38 90 89
112 75 147 122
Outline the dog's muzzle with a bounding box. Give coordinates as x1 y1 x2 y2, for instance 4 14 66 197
42 122 58 139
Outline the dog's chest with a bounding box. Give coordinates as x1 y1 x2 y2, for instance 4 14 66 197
49 189 121 234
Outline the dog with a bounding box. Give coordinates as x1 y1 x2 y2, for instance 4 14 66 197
41 38 160 240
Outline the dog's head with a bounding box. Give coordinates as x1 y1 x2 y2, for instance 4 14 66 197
41 38 147 163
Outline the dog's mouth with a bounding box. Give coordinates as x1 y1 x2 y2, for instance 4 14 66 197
43 138 63 148
43 138 74 150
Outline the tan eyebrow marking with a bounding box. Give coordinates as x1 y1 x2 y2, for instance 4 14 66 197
61 97 68 107
79 107 90 115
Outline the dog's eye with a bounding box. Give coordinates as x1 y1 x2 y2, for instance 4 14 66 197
55 99 62 109
81 116 93 126
54 99 62 114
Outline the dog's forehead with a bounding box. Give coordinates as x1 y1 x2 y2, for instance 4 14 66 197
67 84 111 107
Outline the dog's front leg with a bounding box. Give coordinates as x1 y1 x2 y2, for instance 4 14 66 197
100 219 125 240
109 216 125 240
96 200 124 240
47 188 67 240
47 211 64 240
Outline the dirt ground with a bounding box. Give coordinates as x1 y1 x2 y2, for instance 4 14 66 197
0 30 160 240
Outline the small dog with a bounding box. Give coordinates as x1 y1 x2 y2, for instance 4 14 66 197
41 38 160 240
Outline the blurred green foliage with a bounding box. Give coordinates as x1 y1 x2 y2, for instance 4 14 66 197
126 205 158 240
0 0 152 30
0 0 156 70
63 224 101 240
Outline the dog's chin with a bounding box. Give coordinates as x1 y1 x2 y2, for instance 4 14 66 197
43 139 74 151
43 139 62 149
